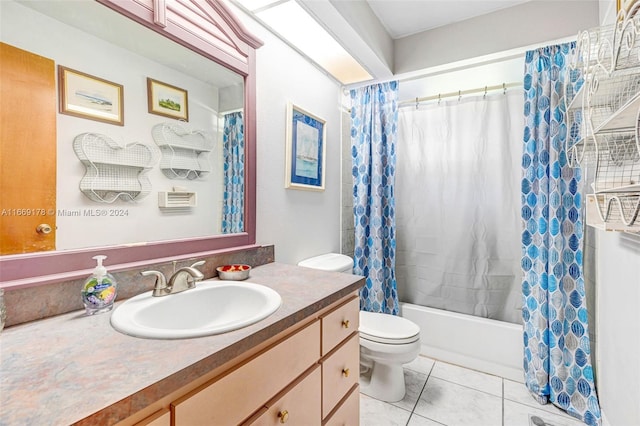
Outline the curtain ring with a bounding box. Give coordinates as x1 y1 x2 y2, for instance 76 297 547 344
415 97 419 110
438 94 441 105
483 86 487 99
458 90 462 101
503 83 507 94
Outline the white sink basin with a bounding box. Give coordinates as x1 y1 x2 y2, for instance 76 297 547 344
110 280 281 339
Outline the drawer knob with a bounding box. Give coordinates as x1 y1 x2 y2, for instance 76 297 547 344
341 319 350 329
278 410 289 423
342 368 350 377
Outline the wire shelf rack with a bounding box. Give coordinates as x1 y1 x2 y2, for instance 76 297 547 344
73 133 158 203
151 122 214 180
567 4 640 229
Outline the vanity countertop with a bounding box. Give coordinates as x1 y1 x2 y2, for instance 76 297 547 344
0 262 364 425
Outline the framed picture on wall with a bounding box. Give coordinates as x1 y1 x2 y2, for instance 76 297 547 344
147 78 189 121
58 66 124 126
284 102 326 191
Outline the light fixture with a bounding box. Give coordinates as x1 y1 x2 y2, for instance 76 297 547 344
233 0 372 85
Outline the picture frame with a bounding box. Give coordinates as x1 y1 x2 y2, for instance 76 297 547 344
58 66 124 126
147 77 189 121
284 102 326 191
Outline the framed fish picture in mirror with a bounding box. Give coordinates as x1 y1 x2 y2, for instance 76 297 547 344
284 102 326 191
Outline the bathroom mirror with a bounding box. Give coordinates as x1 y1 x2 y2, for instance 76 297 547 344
0 0 261 285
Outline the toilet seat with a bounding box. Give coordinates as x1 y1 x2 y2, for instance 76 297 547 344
359 311 420 345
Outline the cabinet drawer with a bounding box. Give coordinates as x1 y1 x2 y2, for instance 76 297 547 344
321 333 359 419
245 365 321 426
172 320 320 425
321 296 359 356
322 384 359 426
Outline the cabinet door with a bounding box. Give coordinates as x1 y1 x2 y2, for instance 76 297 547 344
133 409 170 426
321 334 359 419
0 43 57 254
247 365 321 426
172 321 320 425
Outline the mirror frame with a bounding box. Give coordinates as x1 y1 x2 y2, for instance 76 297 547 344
0 0 262 287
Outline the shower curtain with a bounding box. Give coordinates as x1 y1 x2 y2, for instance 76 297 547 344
350 81 400 315
222 111 244 234
396 91 523 324
521 43 600 425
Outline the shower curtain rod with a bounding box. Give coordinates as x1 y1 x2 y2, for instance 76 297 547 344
398 81 522 108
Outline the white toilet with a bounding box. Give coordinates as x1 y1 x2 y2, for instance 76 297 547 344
298 253 421 402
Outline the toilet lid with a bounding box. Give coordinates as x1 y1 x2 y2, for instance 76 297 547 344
297 253 353 273
359 311 420 344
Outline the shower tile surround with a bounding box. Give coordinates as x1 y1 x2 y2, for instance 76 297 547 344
362 356 587 426
2 245 274 327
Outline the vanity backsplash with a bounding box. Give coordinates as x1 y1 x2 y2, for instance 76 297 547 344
2 245 274 328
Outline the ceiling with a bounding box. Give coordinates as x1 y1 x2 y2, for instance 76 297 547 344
232 0 599 85
363 0 534 39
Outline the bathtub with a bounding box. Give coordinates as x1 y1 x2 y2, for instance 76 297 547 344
400 302 523 382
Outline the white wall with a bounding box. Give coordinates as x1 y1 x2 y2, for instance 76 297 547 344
230 5 343 266
596 232 640 426
394 1 599 75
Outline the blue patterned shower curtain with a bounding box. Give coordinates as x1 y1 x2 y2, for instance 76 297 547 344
521 43 601 425
222 111 244 234
350 81 399 315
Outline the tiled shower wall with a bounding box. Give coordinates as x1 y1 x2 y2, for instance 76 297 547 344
341 110 354 258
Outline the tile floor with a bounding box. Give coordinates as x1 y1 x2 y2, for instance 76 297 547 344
360 356 586 426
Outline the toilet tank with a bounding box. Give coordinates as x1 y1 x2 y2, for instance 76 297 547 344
297 253 353 274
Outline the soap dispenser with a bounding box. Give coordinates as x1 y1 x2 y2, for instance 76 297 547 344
82 255 117 315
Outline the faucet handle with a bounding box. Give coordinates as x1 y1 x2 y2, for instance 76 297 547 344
141 270 168 296
190 260 205 269
189 261 205 281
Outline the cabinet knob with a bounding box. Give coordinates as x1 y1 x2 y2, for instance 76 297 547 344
341 319 350 329
342 368 350 377
278 410 289 423
36 224 52 234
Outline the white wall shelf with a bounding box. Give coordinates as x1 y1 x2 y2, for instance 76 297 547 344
567 4 640 231
151 122 214 180
73 133 158 203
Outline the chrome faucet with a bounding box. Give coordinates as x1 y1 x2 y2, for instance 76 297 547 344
141 260 205 297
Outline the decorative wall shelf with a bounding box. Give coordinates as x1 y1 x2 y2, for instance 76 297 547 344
73 133 158 203
566 4 640 232
151 122 214 180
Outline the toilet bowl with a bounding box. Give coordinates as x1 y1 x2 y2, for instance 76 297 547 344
297 253 421 402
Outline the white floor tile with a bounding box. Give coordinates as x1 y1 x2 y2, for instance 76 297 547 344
413 376 502 426
503 399 586 426
359 360 587 426
431 361 503 397
360 393 412 426
407 413 445 426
